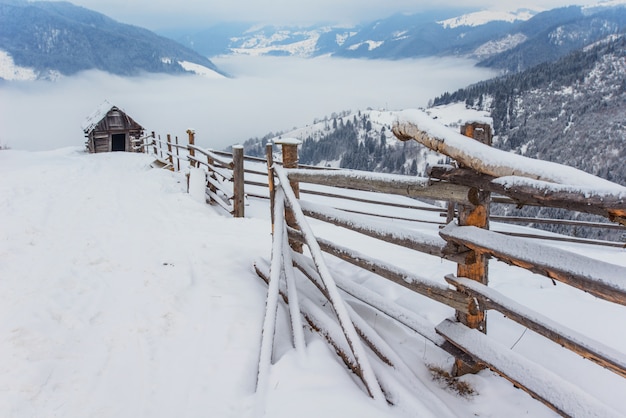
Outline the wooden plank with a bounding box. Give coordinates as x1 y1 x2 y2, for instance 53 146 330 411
494 231 625 249
299 187 447 213
446 274 626 379
287 169 472 205
490 215 626 231
430 166 626 226
206 175 233 198
206 189 234 213
300 199 447 258
287 228 475 314
232 146 245 218
436 319 622 418
393 113 623 190
439 222 626 306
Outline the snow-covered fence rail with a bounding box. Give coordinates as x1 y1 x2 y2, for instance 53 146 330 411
262 126 626 416
393 109 626 227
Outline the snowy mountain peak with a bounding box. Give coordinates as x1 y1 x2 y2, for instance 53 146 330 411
438 9 537 29
583 0 626 12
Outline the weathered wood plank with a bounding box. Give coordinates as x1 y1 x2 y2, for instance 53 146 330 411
299 199 447 258
436 319 623 418
439 223 626 306
430 166 626 226
287 169 472 205
392 111 624 190
287 227 475 314
232 145 245 218
446 274 626 379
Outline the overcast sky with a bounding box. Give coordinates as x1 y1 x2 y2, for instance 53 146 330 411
62 0 602 29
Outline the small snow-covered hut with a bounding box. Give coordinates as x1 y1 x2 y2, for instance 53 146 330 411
82 101 144 153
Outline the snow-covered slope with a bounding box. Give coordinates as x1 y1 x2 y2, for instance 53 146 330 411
1 147 624 417
0 50 37 81
438 9 536 29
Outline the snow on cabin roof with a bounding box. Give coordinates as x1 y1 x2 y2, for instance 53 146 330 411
81 100 115 134
81 100 144 134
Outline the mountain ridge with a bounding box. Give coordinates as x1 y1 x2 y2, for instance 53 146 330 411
0 0 226 80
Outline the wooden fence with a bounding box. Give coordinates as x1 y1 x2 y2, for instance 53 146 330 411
140 125 626 415
255 126 626 417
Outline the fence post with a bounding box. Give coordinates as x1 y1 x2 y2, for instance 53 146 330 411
275 138 302 252
232 145 245 218
454 122 493 376
175 136 181 172
157 135 163 159
266 143 276 232
187 129 196 169
166 134 174 171
150 131 156 155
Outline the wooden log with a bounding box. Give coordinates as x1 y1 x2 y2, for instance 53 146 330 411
287 169 472 205
166 134 174 171
174 136 181 172
206 189 234 213
440 222 626 306
450 123 492 376
430 166 626 226
206 175 233 199
266 143 276 232
232 145 245 218
287 228 475 314
392 111 623 190
276 139 303 253
299 187 447 213
490 215 626 230
299 200 446 258
445 274 626 379
187 129 196 168
436 319 622 418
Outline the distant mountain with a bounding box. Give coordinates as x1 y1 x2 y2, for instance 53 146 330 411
171 3 626 74
478 5 626 71
0 0 225 80
432 33 626 239
241 33 626 239
433 33 626 186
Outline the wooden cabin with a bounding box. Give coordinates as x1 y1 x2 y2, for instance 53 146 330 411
82 101 144 153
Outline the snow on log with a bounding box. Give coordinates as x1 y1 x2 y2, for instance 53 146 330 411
392 109 626 192
287 168 472 204
429 166 626 225
299 199 446 258
446 275 626 379
436 319 623 418
256 189 287 397
439 222 626 306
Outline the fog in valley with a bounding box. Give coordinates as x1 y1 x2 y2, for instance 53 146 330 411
0 56 496 151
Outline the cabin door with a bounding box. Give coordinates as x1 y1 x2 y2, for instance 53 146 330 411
111 133 126 151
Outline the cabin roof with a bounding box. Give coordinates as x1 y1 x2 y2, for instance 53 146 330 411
82 100 143 134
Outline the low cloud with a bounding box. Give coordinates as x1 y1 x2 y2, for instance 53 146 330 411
0 56 495 151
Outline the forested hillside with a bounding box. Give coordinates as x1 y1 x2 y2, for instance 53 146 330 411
433 33 626 240
433 34 626 186
242 110 444 177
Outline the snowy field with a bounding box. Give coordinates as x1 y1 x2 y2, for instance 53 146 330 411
1 147 625 417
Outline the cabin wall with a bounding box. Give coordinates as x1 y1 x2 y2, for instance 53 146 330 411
84 107 144 154
87 131 142 153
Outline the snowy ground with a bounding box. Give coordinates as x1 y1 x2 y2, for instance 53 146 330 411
1 148 625 417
